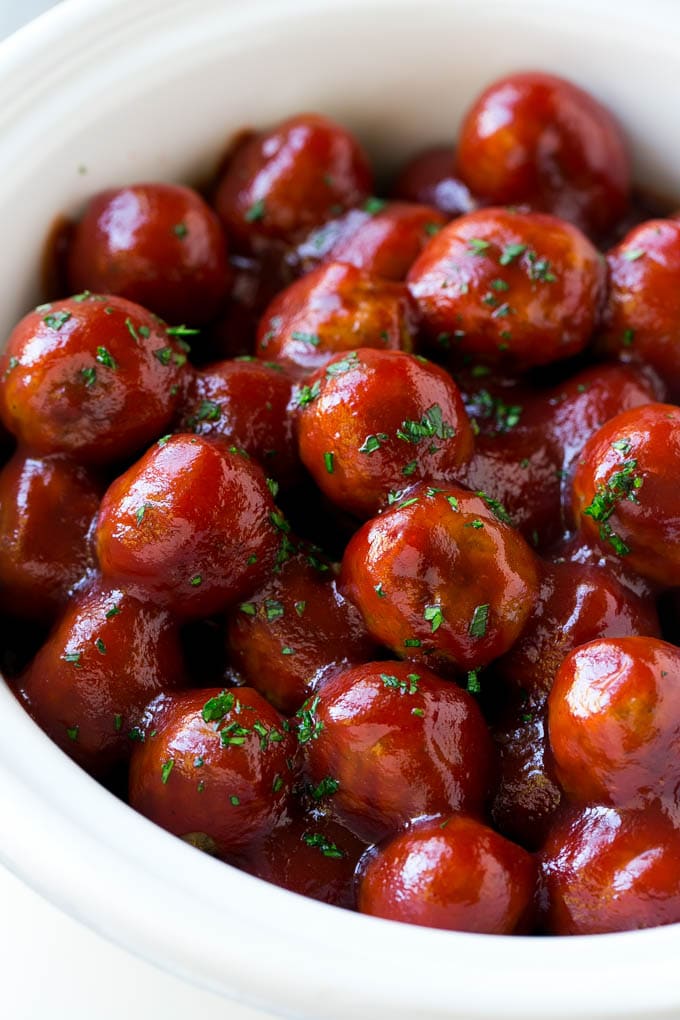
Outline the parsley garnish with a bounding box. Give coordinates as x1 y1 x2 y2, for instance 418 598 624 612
96 346 117 369
396 403 455 445
475 491 512 525
202 690 235 722
302 832 344 858
291 331 320 346
44 310 72 331
582 454 643 556
499 243 527 265
359 433 388 454
161 760 174 784
311 776 339 800
467 238 491 255
363 197 387 215
469 604 490 638
423 604 444 632
380 672 420 695
324 451 335 473
245 199 266 222
296 695 323 744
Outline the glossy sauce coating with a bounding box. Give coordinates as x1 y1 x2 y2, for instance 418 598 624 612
407 207 604 370
598 219 680 401
256 261 418 375
226 553 376 715
0 294 189 463
96 434 282 617
358 815 537 933
540 804 680 934
548 637 680 809
129 687 294 856
455 71 630 237
391 146 477 217
497 560 660 702
297 348 474 518
302 660 493 843
341 485 539 670
572 402 680 585
236 810 367 909
19 580 185 776
295 201 448 281
176 357 299 486
66 182 231 325
0 450 102 620
215 113 373 251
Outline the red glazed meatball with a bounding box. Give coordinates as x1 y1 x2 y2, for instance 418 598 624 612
96 434 283 618
392 146 477 217
341 485 539 671
295 201 448 281
19 581 184 776
598 219 680 401
215 113 372 251
455 72 630 237
540 804 680 935
66 183 231 325
548 361 664 475
491 708 563 851
237 810 367 909
572 402 680 585
497 560 660 703
227 553 376 715
0 294 189 463
358 816 536 933
407 208 604 370
0 450 102 620
297 349 474 519
129 687 294 856
176 357 299 486
301 661 492 842
256 262 418 376
548 637 680 809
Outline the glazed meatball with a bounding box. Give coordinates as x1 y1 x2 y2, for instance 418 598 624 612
296 348 474 518
358 816 537 933
300 660 493 842
407 208 604 370
598 219 680 401
572 402 680 585
96 434 283 617
540 804 680 935
0 450 102 620
215 113 372 251
548 637 680 809
19 580 185 776
392 146 477 217
295 201 448 281
67 182 231 325
341 485 539 670
176 357 299 486
237 810 367 909
129 687 294 856
227 553 376 714
0 294 189 463
455 71 630 237
257 262 418 375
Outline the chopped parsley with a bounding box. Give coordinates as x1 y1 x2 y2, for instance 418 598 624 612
172 222 188 238
499 243 527 266
423 604 444 633
295 695 323 744
582 453 643 556
476 490 512 525
311 776 339 800
44 310 72 331
244 199 266 222
468 603 490 638
396 403 455 445
363 196 387 215
467 237 491 255
202 690 235 722
160 760 174 784
302 832 344 858
80 366 97 387
291 331 320 346
359 432 388 454
324 451 335 473
96 346 117 369
380 672 420 695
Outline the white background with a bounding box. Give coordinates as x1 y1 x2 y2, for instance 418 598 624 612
0 2 267 1015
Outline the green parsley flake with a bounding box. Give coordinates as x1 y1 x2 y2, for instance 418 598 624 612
44 310 72 331
380 672 420 695
189 574 203 586
467 238 491 255
80 366 97 387
466 670 481 694
324 451 335 473
66 726 79 741
172 222 188 238
582 455 643 556
295 600 306 616
95 638 107 655
411 707 425 718
245 199 266 222
295 695 323 744
63 652 82 668
363 197 387 215
499 243 527 266
311 776 339 800
291 331 320 346
469 604 490 639
161 760 174 784
196 400 221 422
623 248 645 261
302 832 344 859
423 604 444 633
202 690 235 722
359 433 388 454
475 490 512 525
230 795 240 806
96 346 117 369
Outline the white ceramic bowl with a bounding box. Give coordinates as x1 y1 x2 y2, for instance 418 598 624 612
1 1 679 1017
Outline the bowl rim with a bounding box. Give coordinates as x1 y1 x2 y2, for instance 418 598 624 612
1 1 679 1017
